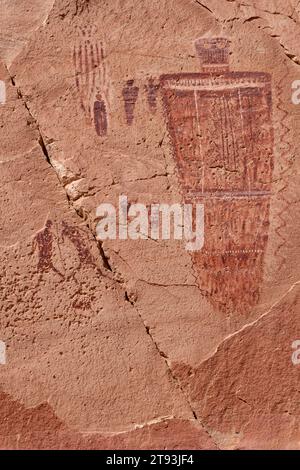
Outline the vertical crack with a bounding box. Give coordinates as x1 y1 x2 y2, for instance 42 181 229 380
7 66 218 448
38 135 52 166
6 66 113 275
124 292 220 449
97 242 112 271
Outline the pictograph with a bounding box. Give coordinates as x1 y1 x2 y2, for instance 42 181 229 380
73 25 109 136
160 38 274 314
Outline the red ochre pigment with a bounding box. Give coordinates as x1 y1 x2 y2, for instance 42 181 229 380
160 38 274 314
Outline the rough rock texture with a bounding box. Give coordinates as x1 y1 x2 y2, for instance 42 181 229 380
0 0 299 450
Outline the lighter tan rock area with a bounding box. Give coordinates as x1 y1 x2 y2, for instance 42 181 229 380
0 0 299 450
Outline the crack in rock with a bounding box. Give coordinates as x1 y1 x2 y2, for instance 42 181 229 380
6 66 114 277
198 280 300 366
124 292 220 449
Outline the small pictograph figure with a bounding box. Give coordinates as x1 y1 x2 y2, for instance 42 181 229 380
93 93 108 136
32 220 63 278
145 78 159 114
61 221 98 270
73 25 109 136
122 79 139 125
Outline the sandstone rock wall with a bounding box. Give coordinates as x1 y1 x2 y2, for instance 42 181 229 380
0 0 299 450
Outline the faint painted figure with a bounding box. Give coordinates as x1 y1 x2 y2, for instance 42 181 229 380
160 38 274 314
73 25 109 136
145 78 159 114
32 220 63 278
122 79 139 125
61 221 98 269
93 93 108 136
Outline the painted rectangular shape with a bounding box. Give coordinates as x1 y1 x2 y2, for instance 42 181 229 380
160 48 274 314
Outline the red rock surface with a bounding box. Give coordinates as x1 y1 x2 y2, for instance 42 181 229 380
0 0 299 450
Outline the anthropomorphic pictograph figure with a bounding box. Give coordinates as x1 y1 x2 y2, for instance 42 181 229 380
32 220 64 278
93 93 108 136
160 38 274 314
73 25 109 136
145 78 159 114
122 79 139 125
61 221 99 270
